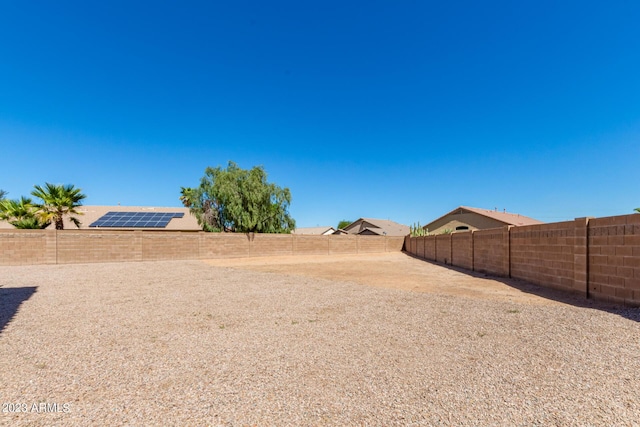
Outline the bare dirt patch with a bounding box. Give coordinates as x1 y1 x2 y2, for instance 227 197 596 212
206 252 570 306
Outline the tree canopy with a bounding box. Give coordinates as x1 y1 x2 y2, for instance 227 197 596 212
0 196 50 229
337 220 352 230
31 183 86 230
181 161 295 233
0 189 7 200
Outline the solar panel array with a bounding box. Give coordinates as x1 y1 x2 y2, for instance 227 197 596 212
89 212 185 228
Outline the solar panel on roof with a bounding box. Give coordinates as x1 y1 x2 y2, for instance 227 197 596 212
89 212 185 228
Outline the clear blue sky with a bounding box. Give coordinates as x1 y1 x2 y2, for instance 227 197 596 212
1 1 639 228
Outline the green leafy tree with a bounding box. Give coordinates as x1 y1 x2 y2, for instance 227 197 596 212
0 196 50 229
337 220 352 230
0 189 7 200
635 208 640 213
31 183 86 230
181 161 295 233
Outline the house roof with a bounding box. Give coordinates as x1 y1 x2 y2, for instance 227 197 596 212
425 206 543 229
343 218 410 236
292 226 336 235
0 205 201 230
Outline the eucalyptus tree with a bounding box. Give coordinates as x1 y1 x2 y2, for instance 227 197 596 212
181 161 295 233
31 183 86 230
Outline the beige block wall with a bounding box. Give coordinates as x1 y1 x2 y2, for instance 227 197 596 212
0 231 402 266
200 233 251 258
435 234 452 264
451 232 473 270
57 230 143 264
249 234 295 257
385 236 405 252
329 235 358 254
510 221 576 292
588 214 640 305
142 232 200 261
406 214 640 306
0 230 56 265
424 236 436 260
358 235 387 253
473 228 506 276
416 236 425 259
293 235 330 255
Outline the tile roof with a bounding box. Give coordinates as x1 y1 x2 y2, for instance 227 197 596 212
292 226 336 235
343 218 410 236
424 206 543 229
458 206 544 226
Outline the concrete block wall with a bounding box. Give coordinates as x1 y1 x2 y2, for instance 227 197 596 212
510 221 576 292
435 234 452 264
405 213 640 306
249 234 295 257
424 235 436 260
329 235 358 254
0 230 56 265
142 232 200 261
451 232 473 270
473 228 508 276
0 231 403 266
293 235 329 255
588 214 640 305
57 230 142 264
358 235 386 253
406 235 447 264
416 236 425 260
199 233 250 258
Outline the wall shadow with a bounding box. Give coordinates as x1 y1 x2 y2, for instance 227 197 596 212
0 286 38 334
403 252 640 323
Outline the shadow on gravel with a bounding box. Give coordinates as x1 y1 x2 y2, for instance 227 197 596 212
405 253 640 323
0 286 38 334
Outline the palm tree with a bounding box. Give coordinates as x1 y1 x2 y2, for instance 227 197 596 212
0 196 50 229
0 189 7 200
31 183 86 230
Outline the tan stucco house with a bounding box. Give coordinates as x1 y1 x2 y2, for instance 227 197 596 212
423 206 543 234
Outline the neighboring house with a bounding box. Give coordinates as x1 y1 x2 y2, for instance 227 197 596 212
423 206 543 234
341 218 410 236
292 226 336 235
0 205 201 231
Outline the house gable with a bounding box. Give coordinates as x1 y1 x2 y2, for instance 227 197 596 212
342 218 409 236
423 206 543 234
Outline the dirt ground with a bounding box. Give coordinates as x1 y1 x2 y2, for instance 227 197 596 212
2 253 638 425
205 252 589 307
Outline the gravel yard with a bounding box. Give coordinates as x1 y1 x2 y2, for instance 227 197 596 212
1 253 639 426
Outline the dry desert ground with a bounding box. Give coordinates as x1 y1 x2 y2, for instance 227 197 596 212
1 252 639 426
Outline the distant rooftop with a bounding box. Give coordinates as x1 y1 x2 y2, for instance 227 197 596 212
457 206 544 226
0 205 201 230
292 226 336 235
343 218 410 236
